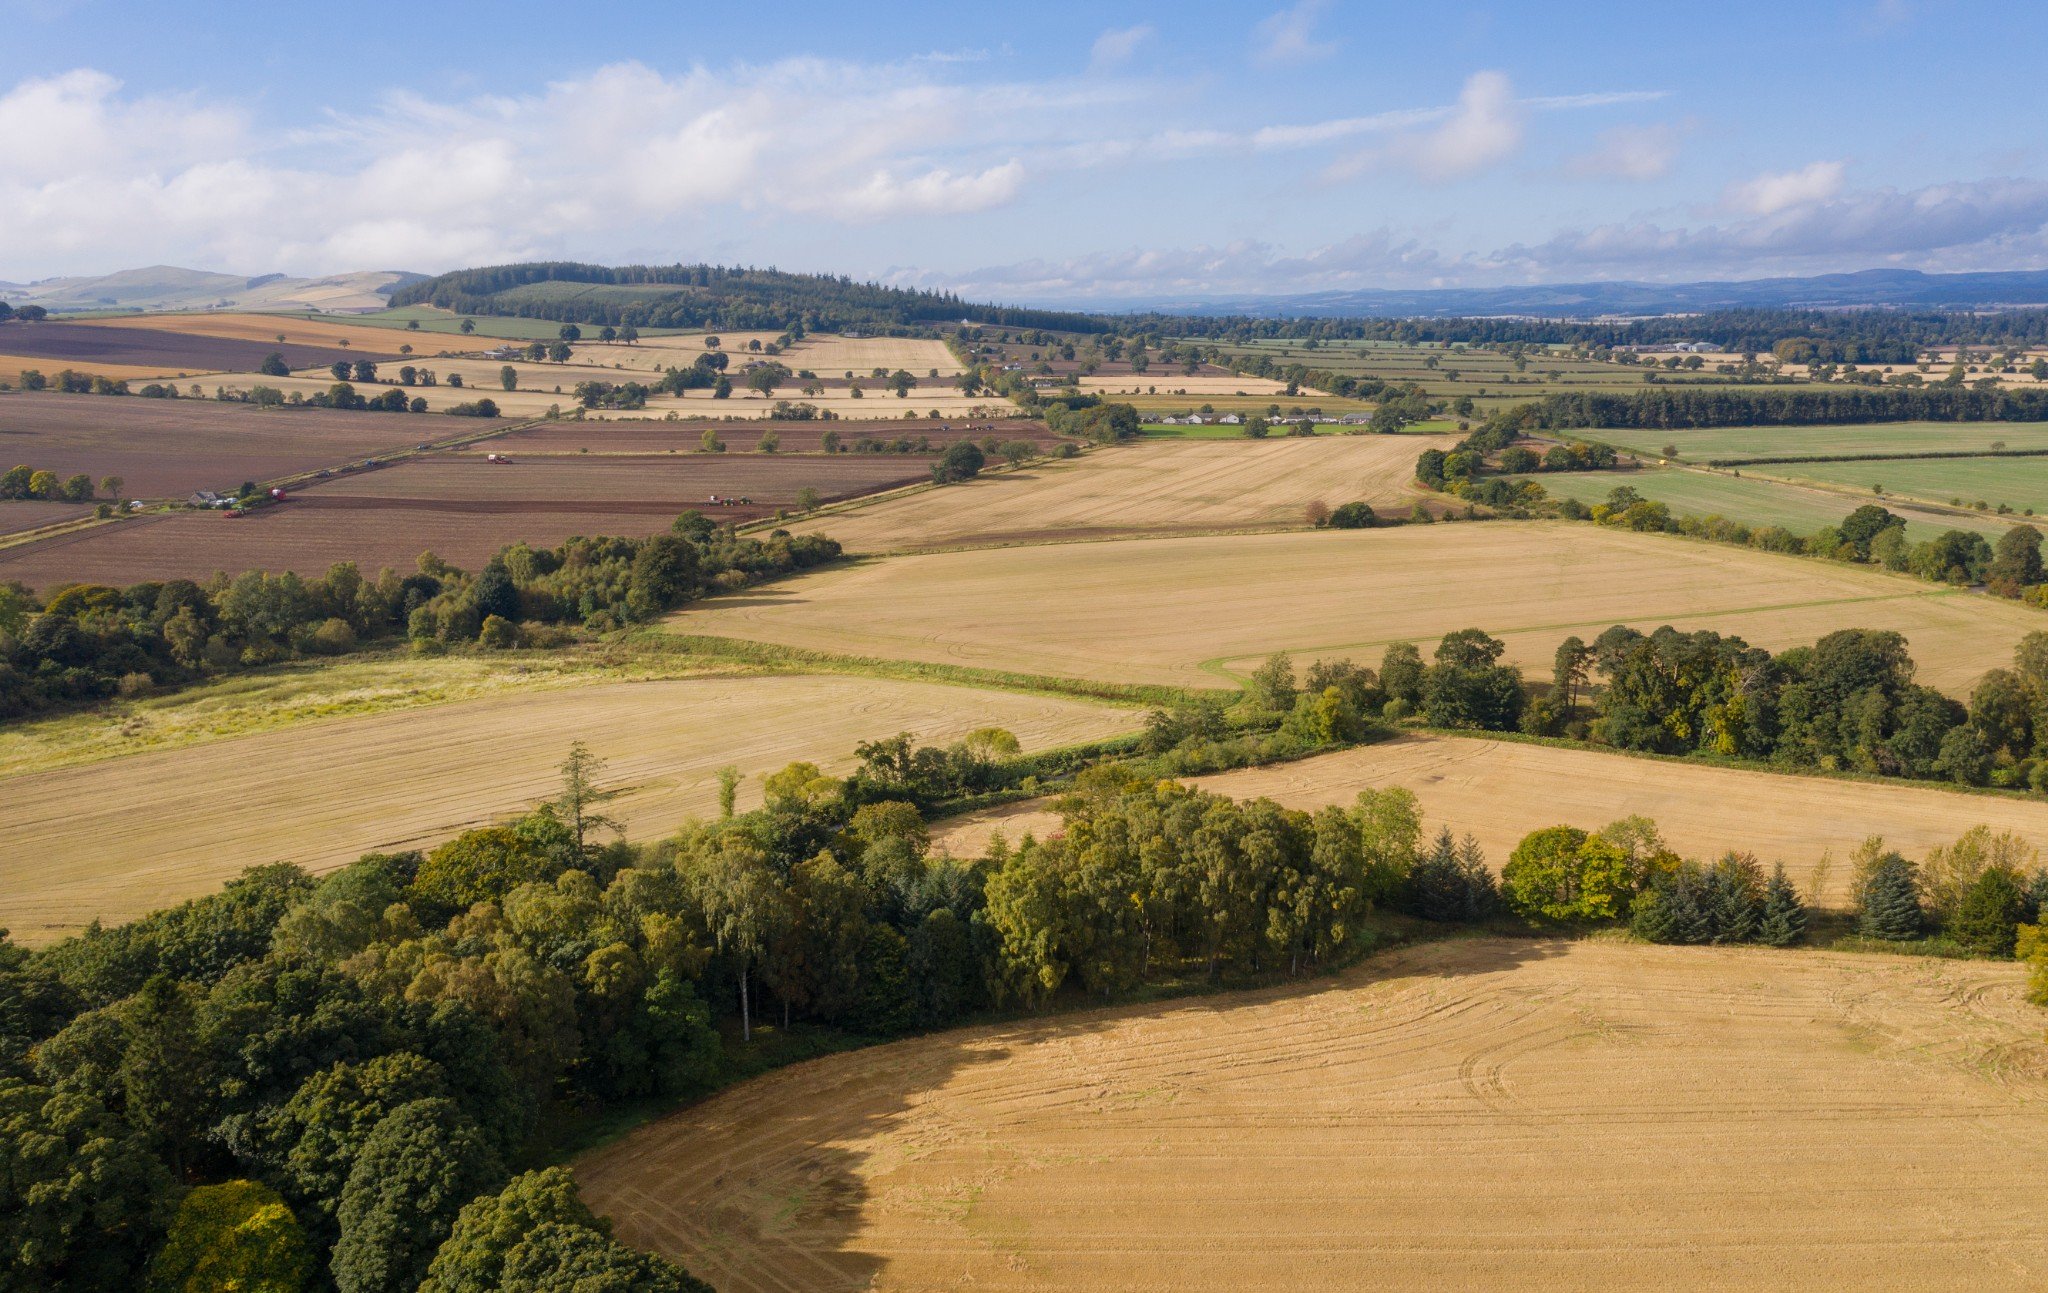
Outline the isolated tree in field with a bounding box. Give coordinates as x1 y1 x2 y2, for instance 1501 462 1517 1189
795 486 822 513
98 474 122 500
352 359 377 383
747 364 787 397
144 1179 313 1293
598 325 616 342
460 317 476 334
890 369 916 397
332 1098 504 1293
621 323 639 344
546 341 571 363
557 323 581 342
699 427 725 452
330 361 350 381
933 440 984 483
555 742 622 850
259 351 290 376
60 473 92 501
498 365 517 392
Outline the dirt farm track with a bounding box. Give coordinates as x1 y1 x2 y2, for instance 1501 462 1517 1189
577 937 2048 1293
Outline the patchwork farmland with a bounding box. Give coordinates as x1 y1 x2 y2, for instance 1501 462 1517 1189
0 450 933 585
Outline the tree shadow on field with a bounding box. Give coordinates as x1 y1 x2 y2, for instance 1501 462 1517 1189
576 1027 1021 1293
576 937 1572 1292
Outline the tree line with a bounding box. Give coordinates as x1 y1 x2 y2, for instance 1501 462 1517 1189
390 262 1104 334
0 517 841 722
1527 386 2048 429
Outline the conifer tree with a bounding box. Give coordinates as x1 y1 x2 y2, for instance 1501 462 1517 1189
1758 864 1808 947
1857 852 1924 940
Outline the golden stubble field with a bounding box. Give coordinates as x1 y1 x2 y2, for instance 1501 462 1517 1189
680 522 2046 695
786 435 1459 553
935 733 2048 906
578 937 2048 1293
0 674 1136 944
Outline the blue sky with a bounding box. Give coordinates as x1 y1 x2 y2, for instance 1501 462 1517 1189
3 0 2044 301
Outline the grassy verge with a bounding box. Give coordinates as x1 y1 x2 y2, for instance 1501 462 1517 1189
648 631 1198 709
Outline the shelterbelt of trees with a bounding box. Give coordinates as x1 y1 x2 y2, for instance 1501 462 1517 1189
9 661 2048 1292
1526 386 2048 428
390 262 1105 334
1120 307 2048 362
0 515 842 721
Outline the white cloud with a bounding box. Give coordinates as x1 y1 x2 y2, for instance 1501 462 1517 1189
1565 123 1682 181
0 60 1074 275
1090 24 1155 70
1329 71 1525 183
1728 160 1847 215
1255 0 1337 66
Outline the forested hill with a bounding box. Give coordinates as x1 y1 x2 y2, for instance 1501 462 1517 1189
388 262 1107 333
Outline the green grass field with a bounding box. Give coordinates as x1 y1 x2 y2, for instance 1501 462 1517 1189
1524 469 2011 542
1590 422 2048 462
1753 456 2048 517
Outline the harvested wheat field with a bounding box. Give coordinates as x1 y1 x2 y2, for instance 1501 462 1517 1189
680 522 2045 695
578 937 2048 1292
935 733 2048 905
1076 372 1300 397
787 434 1458 552
0 673 1136 944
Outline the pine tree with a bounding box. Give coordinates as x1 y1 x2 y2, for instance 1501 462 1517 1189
1758 864 1808 947
1857 852 1924 940
1951 866 2028 956
1703 853 1764 944
1453 834 1498 921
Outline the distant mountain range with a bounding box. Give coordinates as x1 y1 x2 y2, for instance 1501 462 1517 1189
1114 269 2048 319
0 265 424 315
11 263 2048 322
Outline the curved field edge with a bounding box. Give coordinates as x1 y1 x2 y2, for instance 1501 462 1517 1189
0 673 1141 944
574 936 2048 1293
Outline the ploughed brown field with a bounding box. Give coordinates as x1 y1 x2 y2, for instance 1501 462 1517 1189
79 310 527 352
0 390 485 498
0 501 92 536
0 673 1137 942
490 417 1058 456
578 937 2048 1293
934 733 2048 907
0 451 929 585
0 321 390 373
